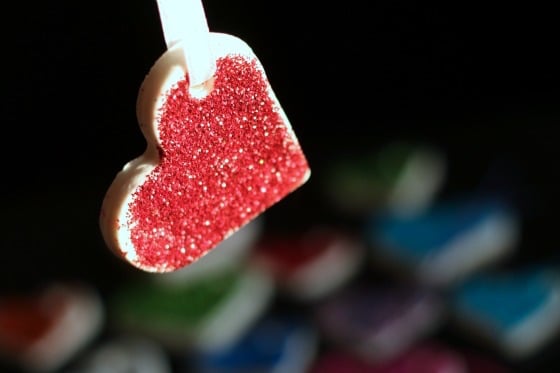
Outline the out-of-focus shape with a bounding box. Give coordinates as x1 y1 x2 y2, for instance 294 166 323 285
110 267 273 352
367 196 519 287
314 283 443 362
191 313 317 373
0 282 104 372
309 342 466 373
250 227 365 301
64 335 171 373
325 141 446 216
450 266 560 359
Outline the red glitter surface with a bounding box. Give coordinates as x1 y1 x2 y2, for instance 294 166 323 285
128 55 309 271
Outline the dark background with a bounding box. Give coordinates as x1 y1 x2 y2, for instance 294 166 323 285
1 1 560 371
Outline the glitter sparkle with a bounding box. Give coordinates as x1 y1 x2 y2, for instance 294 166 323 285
128 55 309 271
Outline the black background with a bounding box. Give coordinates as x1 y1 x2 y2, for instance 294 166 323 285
1 1 560 372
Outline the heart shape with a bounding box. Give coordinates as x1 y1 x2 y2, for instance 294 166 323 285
100 33 310 272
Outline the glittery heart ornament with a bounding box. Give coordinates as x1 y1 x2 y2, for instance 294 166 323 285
100 33 310 273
